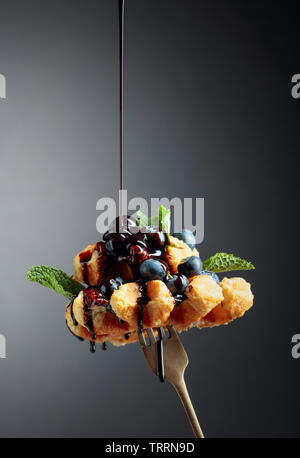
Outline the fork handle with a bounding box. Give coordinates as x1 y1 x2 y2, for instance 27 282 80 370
173 377 204 438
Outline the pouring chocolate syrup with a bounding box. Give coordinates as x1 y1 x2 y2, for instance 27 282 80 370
119 0 124 216
118 1 164 381
67 3 165 381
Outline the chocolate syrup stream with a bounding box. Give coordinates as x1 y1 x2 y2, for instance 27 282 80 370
137 282 150 332
70 296 78 326
156 328 165 383
83 290 96 341
69 3 165 371
119 0 124 216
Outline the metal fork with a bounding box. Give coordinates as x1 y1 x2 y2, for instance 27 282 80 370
138 326 204 438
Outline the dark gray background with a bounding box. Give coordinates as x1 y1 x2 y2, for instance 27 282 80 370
0 0 299 438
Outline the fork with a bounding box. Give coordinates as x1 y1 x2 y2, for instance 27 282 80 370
137 326 204 438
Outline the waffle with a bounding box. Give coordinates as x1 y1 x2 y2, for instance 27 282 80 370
73 242 107 286
164 236 200 273
65 273 254 346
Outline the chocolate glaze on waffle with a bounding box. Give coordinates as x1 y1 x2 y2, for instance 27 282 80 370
79 250 92 284
137 282 150 332
69 297 78 326
174 294 187 307
83 288 109 341
96 241 107 276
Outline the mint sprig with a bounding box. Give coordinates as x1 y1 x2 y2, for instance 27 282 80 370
135 210 150 228
27 265 84 300
136 205 171 233
203 253 255 273
158 205 171 233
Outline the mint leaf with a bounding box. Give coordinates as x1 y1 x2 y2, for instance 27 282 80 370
136 210 150 228
203 253 255 273
158 205 171 233
27 265 84 300
136 205 171 234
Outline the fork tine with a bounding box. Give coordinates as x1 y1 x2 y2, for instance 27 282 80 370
146 328 156 345
137 330 157 376
138 326 202 437
160 327 168 341
137 329 146 348
167 325 177 338
167 325 188 361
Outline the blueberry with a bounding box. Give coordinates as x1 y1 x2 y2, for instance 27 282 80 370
198 270 220 284
172 229 196 249
178 256 203 278
166 274 188 295
105 233 128 256
139 259 168 281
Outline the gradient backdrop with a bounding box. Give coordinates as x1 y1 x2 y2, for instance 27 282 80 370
0 0 299 437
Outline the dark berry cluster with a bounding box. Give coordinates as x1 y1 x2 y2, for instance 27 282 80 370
98 216 219 303
102 215 168 278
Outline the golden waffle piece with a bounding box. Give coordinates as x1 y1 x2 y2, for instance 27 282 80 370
185 275 224 316
73 242 107 286
65 276 254 346
164 236 200 273
197 277 254 329
110 280 175 328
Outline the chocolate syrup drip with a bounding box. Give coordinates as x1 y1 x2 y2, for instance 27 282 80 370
156 328 165 383
96 241 105 255
137 282 150 332
96 241 106 276
70 296 78 326
90 342 96 353
124 332 131 340
82 288 109 341
106 303 124 325
119 0 124 196
79 250 92 284
82 264 88 284
174 294 187 307
65 320 84 342
106 303 113 313
102 342 107 351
